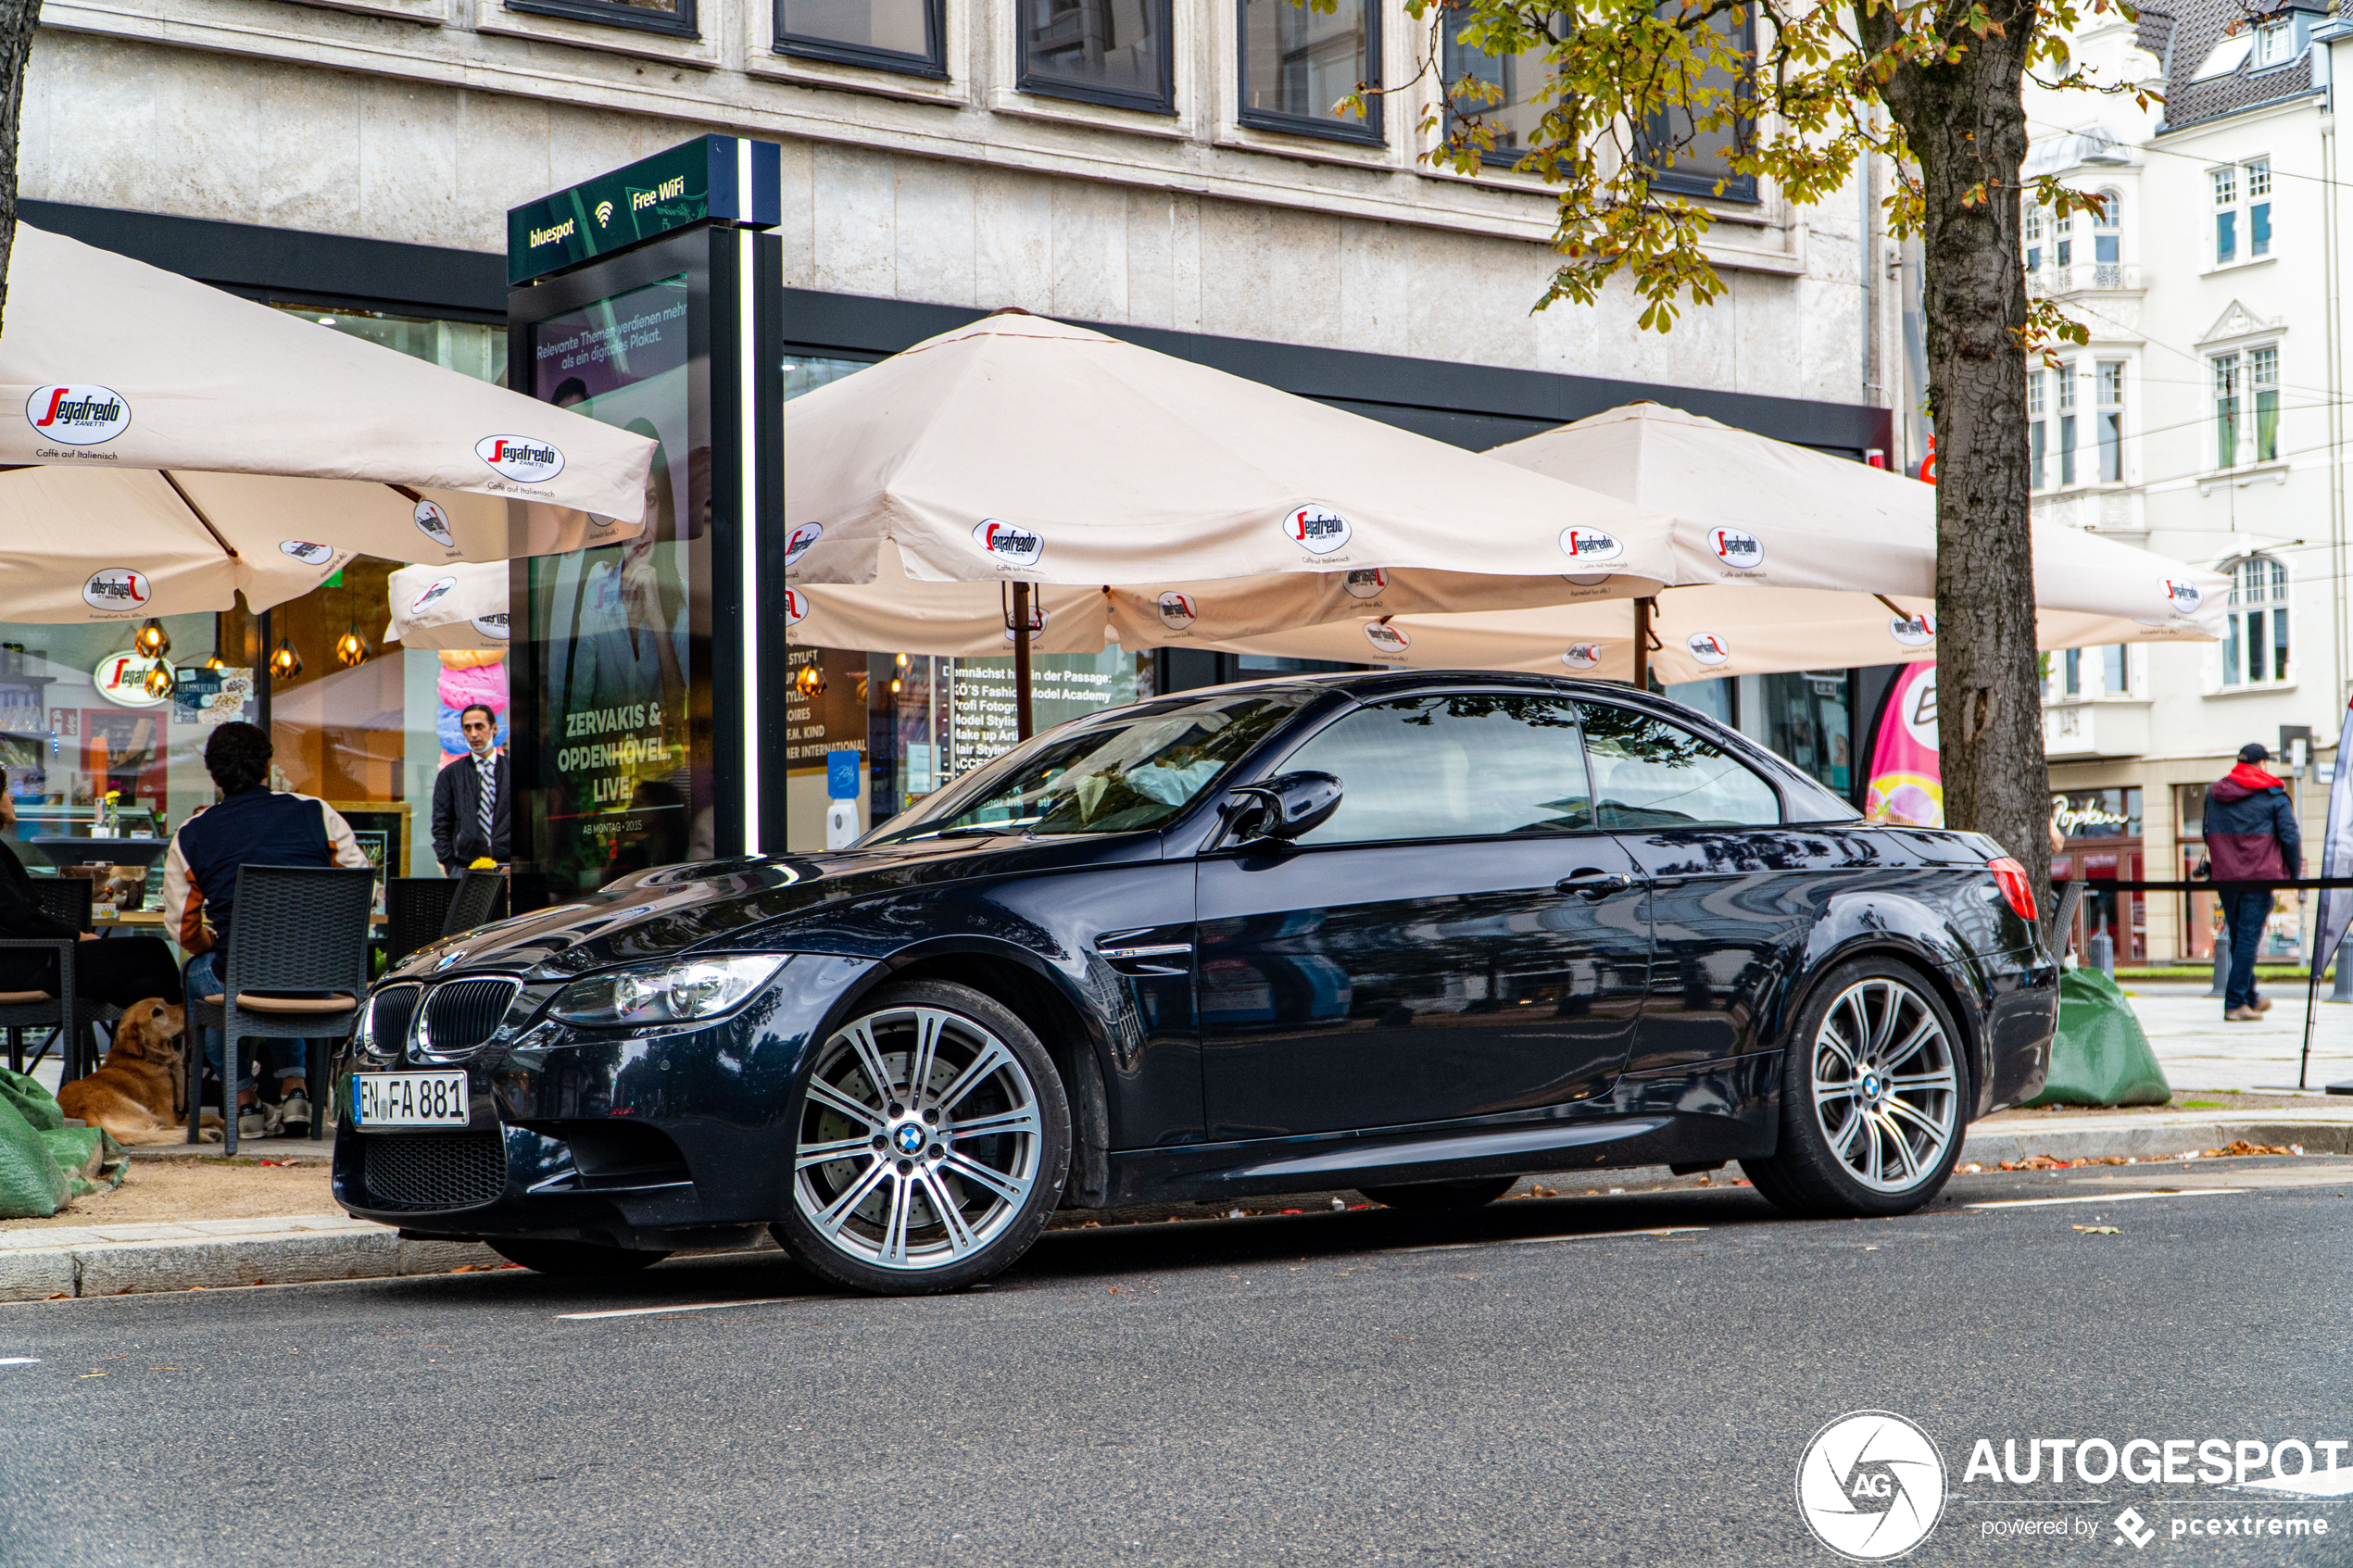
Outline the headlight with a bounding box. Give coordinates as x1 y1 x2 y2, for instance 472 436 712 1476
548 956 786 1029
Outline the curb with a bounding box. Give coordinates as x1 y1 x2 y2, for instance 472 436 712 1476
1959 1116 2353 1168
0 1223 498 1302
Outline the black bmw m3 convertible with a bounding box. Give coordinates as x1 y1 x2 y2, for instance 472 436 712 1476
334 672 2057 1294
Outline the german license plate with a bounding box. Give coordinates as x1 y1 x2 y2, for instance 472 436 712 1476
353 1071 469 1129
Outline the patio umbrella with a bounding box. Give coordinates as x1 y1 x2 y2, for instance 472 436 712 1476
385 561 512 651
0 224 656 621
782 311 1674 729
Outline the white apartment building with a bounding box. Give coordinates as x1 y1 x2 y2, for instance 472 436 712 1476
2028 0 2350 964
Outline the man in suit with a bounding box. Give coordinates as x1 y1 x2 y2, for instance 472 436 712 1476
433 703 510 876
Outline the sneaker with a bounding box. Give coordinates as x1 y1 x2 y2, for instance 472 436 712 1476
280 1091 311 1130
237 1107 271 1137
2225 1005 2264 1022
2253 995 2274 1013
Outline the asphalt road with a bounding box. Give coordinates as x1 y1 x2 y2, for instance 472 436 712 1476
4 1159 2349 1568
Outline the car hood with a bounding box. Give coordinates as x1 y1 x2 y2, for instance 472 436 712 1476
393 833 1164 982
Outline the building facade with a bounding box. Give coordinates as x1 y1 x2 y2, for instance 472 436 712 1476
5 0 1896 879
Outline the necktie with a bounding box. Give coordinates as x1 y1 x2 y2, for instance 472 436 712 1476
476 752 497 859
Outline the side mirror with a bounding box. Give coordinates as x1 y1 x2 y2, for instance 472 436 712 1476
1227 771 1343 844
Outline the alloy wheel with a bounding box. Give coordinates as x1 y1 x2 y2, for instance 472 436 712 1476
1807 977 1959 1194
792 1006 1045 1272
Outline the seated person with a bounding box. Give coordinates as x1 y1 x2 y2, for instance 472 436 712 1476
163 722 371 1137
0 767 184 1017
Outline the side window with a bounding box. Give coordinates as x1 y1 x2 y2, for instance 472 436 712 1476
1579 704 1780 829
1281 694 1592 846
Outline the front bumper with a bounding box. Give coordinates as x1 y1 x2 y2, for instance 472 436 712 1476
332 952 876 1249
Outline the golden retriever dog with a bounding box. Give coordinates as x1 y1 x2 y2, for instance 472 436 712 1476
57 998 220 1145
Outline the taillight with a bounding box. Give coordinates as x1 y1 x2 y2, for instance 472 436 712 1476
1987 856 2037 922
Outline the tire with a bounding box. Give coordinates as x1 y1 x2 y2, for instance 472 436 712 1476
1740 958 1969 1219
487 1238 672 1275
1358 1176 1518 1210
772 980 1071 1296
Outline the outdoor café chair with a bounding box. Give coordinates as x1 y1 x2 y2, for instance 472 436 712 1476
383 876 459 969
183 865 373 1153
443 868 507 935
0 878 107 1081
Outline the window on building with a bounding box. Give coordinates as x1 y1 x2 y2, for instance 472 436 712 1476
2096 358 2124 483
2221 554 2291 685
2214 158 2272 265
507 0 692 37
1639 2 1758 202
2249 158 2273 256
2061 647 2082 697
2024 206 2044 274
2213 351 2241 467
2057 358 2078 485
1239 0 1382 142
2056 211 2074 270
2100 644 2128 696
2250 343 2280 460
2028 369 2047 489
2254 15 2294 68
776 0 944 75
2214 166 2238 263
1441 7 1554 165
2093 189 2121 282
1017 0 1175 112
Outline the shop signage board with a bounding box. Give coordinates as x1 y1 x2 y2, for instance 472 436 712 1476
508 137 783 286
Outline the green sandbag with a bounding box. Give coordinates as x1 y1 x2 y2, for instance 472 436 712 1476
2023 967 2172 1108
0 1069 128 1219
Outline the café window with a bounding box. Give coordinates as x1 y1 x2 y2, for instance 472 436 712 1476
777 0 945 75
508 0 695 37
1441 6 1554 166
1018 0 1175 110
1640 1 1757 202
2221 552 2291 686
1238 0 1384 143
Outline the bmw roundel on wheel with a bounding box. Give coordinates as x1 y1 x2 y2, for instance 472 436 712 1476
333 671 2057 1293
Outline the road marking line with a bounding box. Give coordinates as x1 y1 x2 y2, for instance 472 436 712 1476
557 1297 807 1322
1403 1225 1707 1254
0 1357 37 1366
1967 1189 2247 1210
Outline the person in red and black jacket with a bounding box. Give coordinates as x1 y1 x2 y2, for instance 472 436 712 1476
2203 743 2303 1021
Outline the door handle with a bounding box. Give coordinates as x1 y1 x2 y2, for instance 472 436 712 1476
1556 869 1636 899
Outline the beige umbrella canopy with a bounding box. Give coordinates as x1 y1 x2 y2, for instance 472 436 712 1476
385 561 512 651
0 224 655 622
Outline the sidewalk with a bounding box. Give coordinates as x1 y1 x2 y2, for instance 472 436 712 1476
2121 981 2353 1092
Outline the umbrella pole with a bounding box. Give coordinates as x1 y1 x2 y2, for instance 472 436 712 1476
1630 596 1653 690
1013 583 1034 741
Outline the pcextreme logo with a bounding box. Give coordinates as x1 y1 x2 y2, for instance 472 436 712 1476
1797 1411 1947 1562
28 384 131 445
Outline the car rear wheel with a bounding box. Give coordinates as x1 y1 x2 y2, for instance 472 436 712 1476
1741 959 1967 1219
486 1238 672 1275
1358 1176 1517 1210
774 981 1070 1296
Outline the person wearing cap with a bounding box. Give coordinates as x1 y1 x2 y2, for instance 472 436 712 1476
2203 742 2302 1021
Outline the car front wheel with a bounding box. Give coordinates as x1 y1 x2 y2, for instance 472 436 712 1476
774 981 1071 1295
1742 960 1967 1219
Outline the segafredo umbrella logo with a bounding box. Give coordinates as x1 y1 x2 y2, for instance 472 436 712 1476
1364 621 1411 655
83 569 152 612
410 576 459 616
785 523 824 566
1560 528 1626 564
2164 579 2204 614
783 587 808 626
1560 644 1604 671
1687 632 1730 666
1286 505 1353 555
1001 606 1050 641
1158 592 1198 631
1343 569 1389 600
1889 613 1935 647
1711 528 1766 570
413 501 456 550
975 519 1044 568
279 541 335 566
475 435 565 483
471 613 510 642
28 385 130 445
1795 1411 1945 1561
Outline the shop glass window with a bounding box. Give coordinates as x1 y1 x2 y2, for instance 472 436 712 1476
776 0 944 76
2212 352 2240 468
278 307 508 386
1759 671 1852 796
1238 0 1383 142
1441 6 1554 166
2096 358 2123 483
507 0 694 38
1282 694 1592 845
1018 0 1175 113
2056 358 2077 485
2251 344 2280 460
1579 703 1780 828
1640 0 1757 202
2222 553 2291 686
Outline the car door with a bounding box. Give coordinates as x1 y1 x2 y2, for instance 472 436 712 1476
1197 691 1653 1141
1577 700 1818 1077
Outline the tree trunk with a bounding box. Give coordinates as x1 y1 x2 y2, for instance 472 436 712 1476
0 0 37 339
1862 0 2054 905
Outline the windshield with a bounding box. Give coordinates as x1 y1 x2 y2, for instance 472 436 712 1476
866 691 1314 844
